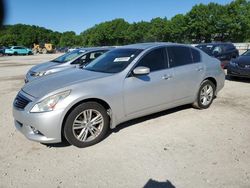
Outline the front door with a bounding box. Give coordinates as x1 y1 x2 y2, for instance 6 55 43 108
123 47 175 116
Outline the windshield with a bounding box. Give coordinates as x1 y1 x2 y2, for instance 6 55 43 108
84 48 142 73
52 50 85 63
242 50 250 56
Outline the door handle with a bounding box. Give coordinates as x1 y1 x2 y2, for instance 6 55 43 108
162 75 172 80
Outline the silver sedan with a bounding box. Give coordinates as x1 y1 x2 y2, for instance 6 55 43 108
25 47 112 83
13 43 225 147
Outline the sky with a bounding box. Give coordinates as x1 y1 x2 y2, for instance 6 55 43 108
4 0 233 34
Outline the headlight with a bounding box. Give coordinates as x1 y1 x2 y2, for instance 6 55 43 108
34 70 52 77
30 90 71 113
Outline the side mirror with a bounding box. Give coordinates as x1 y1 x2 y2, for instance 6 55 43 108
133 66 150 75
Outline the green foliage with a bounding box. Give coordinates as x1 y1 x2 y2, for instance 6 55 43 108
0 0 250 47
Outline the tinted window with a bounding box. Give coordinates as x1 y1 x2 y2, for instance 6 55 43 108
225 44 235 51
213 45 223 53
72 51 107 65
167 46 193 68
191 48 201 63
52 50 84 63
89 51 106 60
136 48 166 72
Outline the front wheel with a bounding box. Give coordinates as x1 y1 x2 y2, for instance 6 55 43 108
63 102 109 148
193 80 215 109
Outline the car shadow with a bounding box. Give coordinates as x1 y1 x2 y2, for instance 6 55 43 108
107 104 191 136
226 75 250 83
143 179 176 188
43 104 191 148
41 140 71 148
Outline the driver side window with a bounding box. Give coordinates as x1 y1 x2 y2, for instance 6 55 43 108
71 54 87 65
136 48 167 72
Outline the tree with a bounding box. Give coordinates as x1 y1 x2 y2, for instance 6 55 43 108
59 31 77 47
169 14 188 43
125 21 151 44
146 17 170 42
1 0 250 48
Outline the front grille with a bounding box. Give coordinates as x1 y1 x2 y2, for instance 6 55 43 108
14 93 31 109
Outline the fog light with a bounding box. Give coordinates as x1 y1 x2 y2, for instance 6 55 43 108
30 126 42 135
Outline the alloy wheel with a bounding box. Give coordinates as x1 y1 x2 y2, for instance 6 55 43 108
72 109 104 142
200 84 214 106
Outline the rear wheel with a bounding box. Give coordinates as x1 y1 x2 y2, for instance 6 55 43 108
63 102 109 148
193 80 215 109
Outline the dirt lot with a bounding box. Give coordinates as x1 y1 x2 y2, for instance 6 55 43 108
0 54 250 188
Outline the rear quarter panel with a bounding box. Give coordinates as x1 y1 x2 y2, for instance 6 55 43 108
203 53 225 94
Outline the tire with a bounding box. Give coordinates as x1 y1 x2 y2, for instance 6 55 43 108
13 52 18 55
28 51 32 55
192 80 215 109
32 49 38 54
63 102 109 148
42 48 47 54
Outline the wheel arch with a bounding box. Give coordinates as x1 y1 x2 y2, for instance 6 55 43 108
61 98 112 141
203 77 217 89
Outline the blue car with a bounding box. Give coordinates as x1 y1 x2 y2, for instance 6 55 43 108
227 49 250 79
5 46 32 55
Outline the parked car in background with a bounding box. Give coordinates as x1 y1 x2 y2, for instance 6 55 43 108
227 49 250 79
25 47 113 83
68 47 81 52
56 47 69 53
196 42 239 69
13 43 225 148
5 46 33 55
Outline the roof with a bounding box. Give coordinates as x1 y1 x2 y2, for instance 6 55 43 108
122 42 173 50
74 46 115 53
196 42 234 46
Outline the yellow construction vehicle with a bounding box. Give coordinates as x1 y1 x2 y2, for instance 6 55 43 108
32 43 54 54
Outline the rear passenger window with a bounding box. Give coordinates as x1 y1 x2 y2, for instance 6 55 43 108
167 46 193 68
136 48 166 72
191 48 201 63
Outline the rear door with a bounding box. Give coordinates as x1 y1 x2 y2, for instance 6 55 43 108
166 46 205 101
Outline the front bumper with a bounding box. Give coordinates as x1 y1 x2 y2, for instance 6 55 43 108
227 65 250 78
13 94 65 143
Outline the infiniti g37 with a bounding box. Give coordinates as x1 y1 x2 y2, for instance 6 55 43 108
13 43 225 148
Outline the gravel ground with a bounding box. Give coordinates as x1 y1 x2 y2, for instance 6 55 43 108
0 54 250 188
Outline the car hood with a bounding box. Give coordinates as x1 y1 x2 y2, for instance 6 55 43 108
22 68 111 98
30 61 62 72
235 56 250 65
